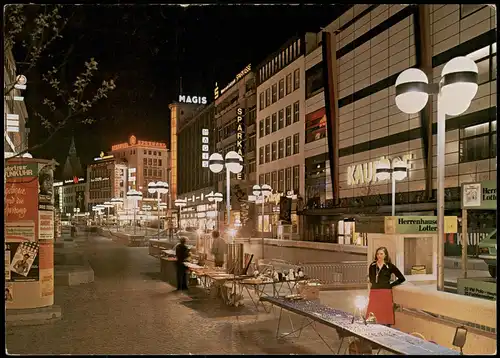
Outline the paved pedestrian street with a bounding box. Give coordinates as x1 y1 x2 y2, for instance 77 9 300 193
6 236 344 355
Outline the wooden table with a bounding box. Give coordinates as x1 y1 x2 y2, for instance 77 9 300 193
261 297 460 355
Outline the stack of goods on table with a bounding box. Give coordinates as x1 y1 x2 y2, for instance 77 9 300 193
296 279 321 300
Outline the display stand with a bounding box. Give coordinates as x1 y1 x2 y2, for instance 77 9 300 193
366 216 458 283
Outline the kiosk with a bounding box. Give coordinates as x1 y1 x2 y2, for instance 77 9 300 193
367 216 457 283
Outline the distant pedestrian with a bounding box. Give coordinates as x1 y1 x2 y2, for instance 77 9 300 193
366 247 405 326
175 236 190 290
211 230 226 268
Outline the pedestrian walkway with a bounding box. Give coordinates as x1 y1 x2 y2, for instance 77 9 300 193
6 235 342 355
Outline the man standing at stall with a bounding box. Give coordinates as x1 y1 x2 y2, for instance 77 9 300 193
175 236 190 290
211 230 227 268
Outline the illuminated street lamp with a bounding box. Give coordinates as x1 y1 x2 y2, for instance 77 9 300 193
111 197 124 228
174 198 187 231
376 158 408 216
250 184 272 259
104 201 114 224
148 181 169 238
394 56 478 291
126 189 143 235
208 151 243 225
206 191 223 231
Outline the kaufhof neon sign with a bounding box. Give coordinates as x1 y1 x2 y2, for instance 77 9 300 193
347 154 412 186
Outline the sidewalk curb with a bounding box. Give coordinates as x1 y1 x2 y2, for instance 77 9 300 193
444 257 488 270
6 305 62 327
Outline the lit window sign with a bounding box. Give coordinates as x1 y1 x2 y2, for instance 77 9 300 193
111 136 167 151
201 128 209 168
214 64 251 100
178 95 207 105
236 107 245 180
64 177 85 184
53 181 64 187
347 154 412 186
90 177 110 182
94 151 114 161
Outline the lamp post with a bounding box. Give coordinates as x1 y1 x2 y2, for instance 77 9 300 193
251 184 272 259
174 198 187 231
159 202 168 233
148 181 169 239
394 57 478 291
375 158 408 216
111 197 124 229
206 191 223 231
208 151 243 226
104 201 113 225
127 189 143 235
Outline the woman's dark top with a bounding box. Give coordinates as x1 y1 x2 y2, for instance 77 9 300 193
368 261 406 289
175 243 190 266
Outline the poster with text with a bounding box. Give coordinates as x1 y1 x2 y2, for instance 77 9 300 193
6 283 14 303
38 164 54 211
40 272 54 298
5 163 39 241
38 211 54 240
5 244 11 280
7 242 40 282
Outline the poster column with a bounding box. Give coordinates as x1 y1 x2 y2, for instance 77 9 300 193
5 158 55 310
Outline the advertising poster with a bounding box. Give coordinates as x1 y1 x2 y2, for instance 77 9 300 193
40 272 54 298
5 163 39 241
38 164 54 211
7 242 40 282
38 211 54 240
38 241 54 270
6 283 14 303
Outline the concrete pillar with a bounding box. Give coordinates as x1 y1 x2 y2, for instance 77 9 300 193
5 158 60 323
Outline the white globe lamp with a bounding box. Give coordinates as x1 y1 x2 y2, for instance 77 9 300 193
395 68 429 114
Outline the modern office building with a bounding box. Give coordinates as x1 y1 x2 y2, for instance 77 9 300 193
255 36 313 237
301 4 496 243
4 47 28 157
53 177 87 217
176 102 217 229
213 65 257 234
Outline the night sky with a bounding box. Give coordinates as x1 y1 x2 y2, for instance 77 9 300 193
23 4 351 170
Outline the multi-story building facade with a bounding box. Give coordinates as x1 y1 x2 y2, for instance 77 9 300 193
4 47 28 157
86 155 124 211
256 36 311 237
214 65 257 234
109 135 170 205
53 177 87 217
301 4 496 243
176 103 217 230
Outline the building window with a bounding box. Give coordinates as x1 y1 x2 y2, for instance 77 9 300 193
285 105 292 126
278 139 284 159
265 116 271 135
271 83 277 104
143 158 147 165
265 88 271 107
148 158 152 165
293 101 300 123
271 113 277 133
265 172 271 186
285 136 292 157
278 78 285 100
259 120 265 138
159 159 162 166
153 159 157 166
293 165 300 193
278 109 284 130
293 133 300 154
259 146 264 165
259 92 265 111
278 169 285 192
293 69 300 91
248 134 256 151
271 142 277 161
286 73 292 95
248 159 256 173
265 144 271 163
149 151 152 155
459 120 496 162
271 171 278 190
305 107 327 143
306 62 324 99
285 167 292 192
259 174 264 185
144 150 147 155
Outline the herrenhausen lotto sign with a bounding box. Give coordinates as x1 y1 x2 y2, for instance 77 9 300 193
461 180 496 210
384 216 458 234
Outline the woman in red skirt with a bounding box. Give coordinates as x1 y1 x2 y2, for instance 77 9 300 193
366 247 405 326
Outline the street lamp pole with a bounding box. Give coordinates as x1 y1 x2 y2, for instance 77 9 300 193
148 181 169 239
252 184 272 259
127 189 143 235
394 57 478 291
375 159 408 216
208 151 243 227
174 198 187 232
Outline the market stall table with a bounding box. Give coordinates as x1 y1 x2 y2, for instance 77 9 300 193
261 296 460 355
